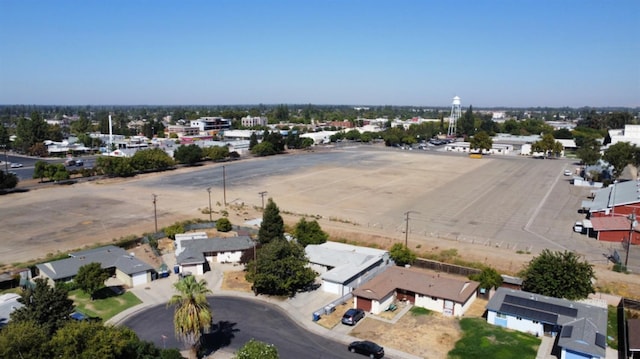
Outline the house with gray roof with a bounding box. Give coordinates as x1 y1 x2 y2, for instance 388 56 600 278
305 241 391 296
36 245 153 288
175 235 255 275
487 288 608 359
352 266 479 316
580 179 640 244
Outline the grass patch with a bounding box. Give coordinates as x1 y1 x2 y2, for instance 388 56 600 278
448 318 540 359
607 306 618 350
70 288 141 321
409 307 432 316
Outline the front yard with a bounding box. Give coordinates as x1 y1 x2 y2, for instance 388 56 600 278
448 317 540 359
69 288 141 321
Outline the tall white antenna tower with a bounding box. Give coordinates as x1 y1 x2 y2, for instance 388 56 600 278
447 96 462 137
108 114 113 152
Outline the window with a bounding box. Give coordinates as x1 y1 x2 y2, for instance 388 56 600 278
496 313 506 319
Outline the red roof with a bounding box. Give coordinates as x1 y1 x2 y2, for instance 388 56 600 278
590 216 637 231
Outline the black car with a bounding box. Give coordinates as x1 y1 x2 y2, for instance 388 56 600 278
341 308 365 325
348 340 384 358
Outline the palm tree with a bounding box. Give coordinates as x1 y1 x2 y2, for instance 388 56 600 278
167 275 212 358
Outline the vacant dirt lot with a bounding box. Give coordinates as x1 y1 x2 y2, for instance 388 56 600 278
1 147 639 298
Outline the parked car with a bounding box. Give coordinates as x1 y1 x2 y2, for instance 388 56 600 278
564 169 572 176
10 163 22 168
341 308 365 326
574 221 583 233
75 159 84 166
348 340 384 358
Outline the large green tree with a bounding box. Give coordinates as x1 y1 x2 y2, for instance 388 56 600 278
245 239 316 296
294 218 328 247
167 275 212 358
251 141 276 157
258 198 285 244
204 145 229 161
11 278 75 335
457 105 476 137
131 148 175 171
96 156 135 177
174 144 203 165
603 141 636 178
469 267 503 291
0 320 50 359
469 131 493 153
389 243 417 267
531 133 563 158
234 339 279 359
0 170 18 190
576 137 601 166
520 249 595 300
75 262 109 300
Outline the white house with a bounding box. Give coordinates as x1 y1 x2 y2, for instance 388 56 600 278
352 266 479 316
305 242 391 295
444 141 514 155
35 246 154 288
0 293 23 328
487 288 608 359
175 235 255 275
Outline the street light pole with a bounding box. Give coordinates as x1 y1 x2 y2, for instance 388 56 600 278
152 194 158 233
625 212 636 268
206 187 212 222
258 191 268 209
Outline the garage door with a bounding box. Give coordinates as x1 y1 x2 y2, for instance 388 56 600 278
563 349 591 359
132 272 148 287
357 297 372 312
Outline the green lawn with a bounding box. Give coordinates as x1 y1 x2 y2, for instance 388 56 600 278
448 318 541 359
69 288 142 321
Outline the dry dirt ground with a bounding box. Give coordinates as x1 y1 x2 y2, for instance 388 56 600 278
1 149 639 299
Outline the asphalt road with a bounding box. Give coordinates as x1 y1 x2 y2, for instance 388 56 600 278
1 153 96 180
123 296 358 359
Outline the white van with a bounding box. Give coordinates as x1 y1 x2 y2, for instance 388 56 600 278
573 221 583 233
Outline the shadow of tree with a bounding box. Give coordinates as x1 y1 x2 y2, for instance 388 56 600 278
200 320 239 357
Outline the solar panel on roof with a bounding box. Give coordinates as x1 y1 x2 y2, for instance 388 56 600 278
595 333 606 349
561 326 573 338
503 295 578 318
500 303 558 324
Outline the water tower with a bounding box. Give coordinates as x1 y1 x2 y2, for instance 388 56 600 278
447 96 462 137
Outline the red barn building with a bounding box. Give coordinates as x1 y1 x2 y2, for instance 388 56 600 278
582 180 640 244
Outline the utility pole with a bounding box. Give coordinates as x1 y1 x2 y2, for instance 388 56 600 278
625 212 636 268
403 211 420 248
206 187 212 222
259 191 268 209
152 194 158 233
222 165 227 207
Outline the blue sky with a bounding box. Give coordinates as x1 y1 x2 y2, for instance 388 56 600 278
1 0 638 107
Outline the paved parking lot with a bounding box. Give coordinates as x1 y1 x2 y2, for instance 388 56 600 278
0 146 636 273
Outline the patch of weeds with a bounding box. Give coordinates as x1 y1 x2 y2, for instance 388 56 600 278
410 307 432 316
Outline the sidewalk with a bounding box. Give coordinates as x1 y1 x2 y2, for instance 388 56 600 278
108 259 421 359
